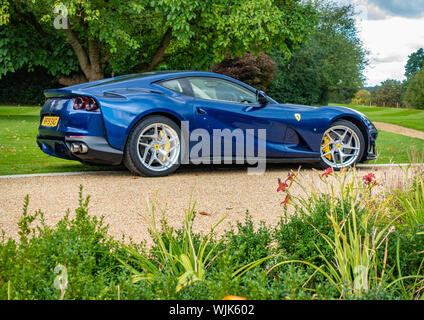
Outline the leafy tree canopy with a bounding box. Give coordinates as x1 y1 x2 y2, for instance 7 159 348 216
405 48 424 79
267 1 366 105
403 68 424 109
0 0 316 85
372 79 402 108
351 89 371 106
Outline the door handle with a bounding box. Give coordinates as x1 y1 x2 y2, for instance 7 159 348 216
196 107 207 115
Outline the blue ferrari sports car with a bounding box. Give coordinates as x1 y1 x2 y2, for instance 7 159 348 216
37 71 377 177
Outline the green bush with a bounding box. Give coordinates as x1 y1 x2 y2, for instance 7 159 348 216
0 187 124 300
0 67 60 105
1 176 423 300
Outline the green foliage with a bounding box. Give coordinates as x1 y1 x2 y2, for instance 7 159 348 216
267 2 366 105
351 89 371 106
405 48 424 79
393 171 424 228
118 200 225 292
0 186 124 300
0 67 60 105
0 22 80 79
274 198 361 266
403 68 424 109
0 0 316 84
220 214 273 266
372 79 403 108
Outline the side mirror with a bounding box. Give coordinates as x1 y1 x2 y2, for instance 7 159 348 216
256 90 269 105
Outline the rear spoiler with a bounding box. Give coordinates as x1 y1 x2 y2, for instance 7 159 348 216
44 89 87 99
44 87 163 99
44 88 129 100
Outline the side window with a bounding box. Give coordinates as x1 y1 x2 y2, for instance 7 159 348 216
187 77 257 104
159 79 184 94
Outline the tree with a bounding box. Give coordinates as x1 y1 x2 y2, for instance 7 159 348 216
374 80 402 108
351 89 371 106
210 52 277 91
403 68 424 109
405 48 424 79
0 0 316 86
267 1 366 105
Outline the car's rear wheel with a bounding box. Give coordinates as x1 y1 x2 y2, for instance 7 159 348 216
124 116 181 177
319 120 365 170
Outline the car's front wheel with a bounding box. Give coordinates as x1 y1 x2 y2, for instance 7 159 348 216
319 120 365 170
124 116 181 177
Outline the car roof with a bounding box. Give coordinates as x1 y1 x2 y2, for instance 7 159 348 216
64 71 276 102
84 71 256 90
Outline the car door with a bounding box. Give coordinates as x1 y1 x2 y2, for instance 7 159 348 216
185 76 289 160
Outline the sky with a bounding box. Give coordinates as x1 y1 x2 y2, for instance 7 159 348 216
334 0 424 86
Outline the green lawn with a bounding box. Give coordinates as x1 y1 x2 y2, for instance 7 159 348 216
0 106 423 175
370 131 424 164
0 106 120 175
330 103 424 132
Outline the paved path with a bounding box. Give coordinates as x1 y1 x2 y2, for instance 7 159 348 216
374 122 424 140
0 164 414 244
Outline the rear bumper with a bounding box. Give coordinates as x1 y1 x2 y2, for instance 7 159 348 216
37 135 123 165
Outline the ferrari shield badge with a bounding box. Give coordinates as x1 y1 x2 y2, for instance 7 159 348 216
295 113 301 122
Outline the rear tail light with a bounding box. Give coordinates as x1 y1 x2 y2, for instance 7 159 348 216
73 96 99 111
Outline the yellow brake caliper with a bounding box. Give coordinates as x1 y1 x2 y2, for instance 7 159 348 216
322 135 332 160
159 130 171 162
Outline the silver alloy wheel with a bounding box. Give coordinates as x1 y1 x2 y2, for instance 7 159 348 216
320 125 361 168
136 123 180 172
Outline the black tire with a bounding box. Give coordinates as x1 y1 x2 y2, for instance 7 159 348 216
124 115 181 177
319 119 365 170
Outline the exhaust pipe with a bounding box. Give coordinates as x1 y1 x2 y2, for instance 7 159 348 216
70 143 79 153
70 142 88 154
79 143 88 154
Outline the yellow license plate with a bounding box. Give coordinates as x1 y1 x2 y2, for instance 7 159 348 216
41 116 59 127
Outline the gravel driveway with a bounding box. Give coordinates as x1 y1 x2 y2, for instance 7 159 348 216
374 122 424 140
0 164 412 243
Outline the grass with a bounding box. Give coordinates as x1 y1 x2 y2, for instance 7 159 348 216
0 105 423 175
0 106 118 175
331 104 424 132
371 131 424 164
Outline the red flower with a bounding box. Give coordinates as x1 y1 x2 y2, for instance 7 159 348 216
277 182 289 193
363 173 381 186
281 195 290 206
321 168 334 178
363 173 376 185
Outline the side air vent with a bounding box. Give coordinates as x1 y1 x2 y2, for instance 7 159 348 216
284 128 310 149
103 91 127 99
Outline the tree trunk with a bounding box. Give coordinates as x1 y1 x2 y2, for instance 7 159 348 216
58 73 88 86
64 28 105 85
139 28 173 72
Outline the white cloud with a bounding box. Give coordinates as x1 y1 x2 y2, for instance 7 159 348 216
368 0 424 19
367 3 388 20
358 16 424 86
332 0 424 86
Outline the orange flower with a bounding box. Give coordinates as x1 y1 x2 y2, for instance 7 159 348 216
222 295 247 300
281 195 290 206
286 174 294 183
